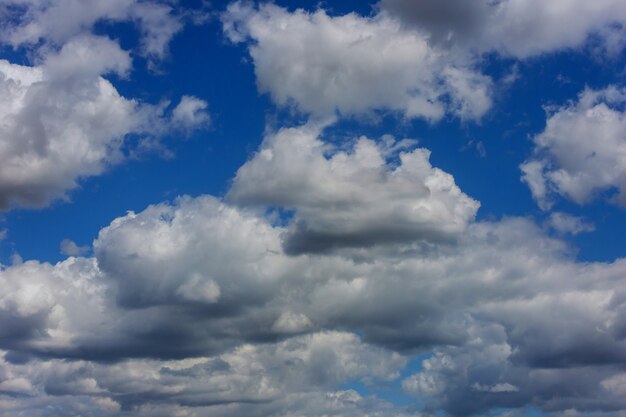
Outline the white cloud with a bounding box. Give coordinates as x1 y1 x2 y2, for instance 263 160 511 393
521 86 626 209
228 124 479 253
171 95 211 132
0 36 210 210
222 2 492 122
547 212 595 235
0 0 182 59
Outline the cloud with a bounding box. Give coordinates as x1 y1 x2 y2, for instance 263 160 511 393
221 2 493 122
171 95 211 132
0 331 405 416
0 0 182 59
0 36 210 210
547 212 595 235
59 239 90 256
521 86 626 209
0 185 624 415
379 0 626 58
228 124 479 253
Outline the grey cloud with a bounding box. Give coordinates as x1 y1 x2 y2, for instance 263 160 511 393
0 332 406 417
378 0 490 45
379 0 626 58
0 197 626 416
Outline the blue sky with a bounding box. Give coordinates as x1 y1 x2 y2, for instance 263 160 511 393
1 1 626 416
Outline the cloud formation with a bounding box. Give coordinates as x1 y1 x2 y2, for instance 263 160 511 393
0 0 182 59
0 188 625 415
521 86 626 209
0 35 209 210
1 1 626 417
222 2 492 122
228 125 479 253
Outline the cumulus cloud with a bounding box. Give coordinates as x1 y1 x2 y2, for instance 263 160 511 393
0 36 210 210
0 186 624 415
0 0 182 59
379 0 626 57
521 86 626 209
221 2 493 122
228 125 479 253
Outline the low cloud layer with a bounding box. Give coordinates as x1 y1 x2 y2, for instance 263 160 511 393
1 184 625 415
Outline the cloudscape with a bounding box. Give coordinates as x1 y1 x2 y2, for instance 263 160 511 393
1 1 626 416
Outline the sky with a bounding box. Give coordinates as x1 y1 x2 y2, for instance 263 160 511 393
0 0 626 416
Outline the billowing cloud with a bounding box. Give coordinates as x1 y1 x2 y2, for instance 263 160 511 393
379 0 626 57
0 186 624 415
228 125 479 253
222 2 492 122
521 86 626 209
0 35 210 210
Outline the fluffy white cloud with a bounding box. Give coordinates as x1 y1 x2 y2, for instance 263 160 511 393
0 36 209 210
222 2 492 122
379 0 626 57
0 0 182 59
521 86 626 209
228 125 479 253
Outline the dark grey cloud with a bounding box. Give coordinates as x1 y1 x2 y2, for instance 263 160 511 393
378 0 490 45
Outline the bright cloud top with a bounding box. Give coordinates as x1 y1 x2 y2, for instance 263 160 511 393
228 125 479 253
